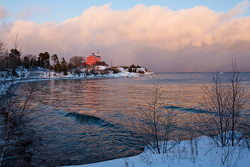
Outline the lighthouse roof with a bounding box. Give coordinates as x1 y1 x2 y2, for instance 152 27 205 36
89 53 101 58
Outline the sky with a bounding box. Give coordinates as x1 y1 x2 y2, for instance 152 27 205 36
0 0 250 72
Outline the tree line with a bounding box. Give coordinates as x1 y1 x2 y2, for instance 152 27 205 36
0 40 86 76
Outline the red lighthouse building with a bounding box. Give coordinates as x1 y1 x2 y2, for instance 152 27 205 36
86 52 101 65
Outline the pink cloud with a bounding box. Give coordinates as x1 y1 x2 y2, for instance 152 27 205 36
219 0 250 21
0 5 8 20
15 4 49 20
1 2 250 72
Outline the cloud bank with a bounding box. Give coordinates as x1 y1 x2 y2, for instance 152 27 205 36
1 1 250 72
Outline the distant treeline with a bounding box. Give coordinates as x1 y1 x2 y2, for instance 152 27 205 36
0 40 147 75
0 41 89 75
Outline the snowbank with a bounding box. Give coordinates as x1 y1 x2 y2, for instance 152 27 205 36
64 136 250 167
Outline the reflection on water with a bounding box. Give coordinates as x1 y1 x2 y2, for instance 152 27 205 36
27 73 250 166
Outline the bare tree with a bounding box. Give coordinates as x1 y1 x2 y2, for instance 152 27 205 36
0 36 42 166
200 57 249 147
135 85 176 154
0 41 7 69
12 32 22 51
227 57 249 146
1 33 23 70
0 76 43 166
200 73 231 147
0 40 6 53
239 119 250 148
69 56 85 67
0 75 42 166
26 54 35 70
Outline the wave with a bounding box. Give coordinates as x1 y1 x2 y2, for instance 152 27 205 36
163 106 207 114
65 112 143 144
65 112 114 127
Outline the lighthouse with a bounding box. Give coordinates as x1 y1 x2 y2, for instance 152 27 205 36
86 51 101 65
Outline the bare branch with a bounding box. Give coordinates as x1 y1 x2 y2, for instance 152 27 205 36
12 32 21 50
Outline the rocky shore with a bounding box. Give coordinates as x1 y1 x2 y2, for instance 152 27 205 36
0 113 83 167
0 111 38 167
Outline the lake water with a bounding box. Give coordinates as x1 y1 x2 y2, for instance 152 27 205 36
26 72 250 166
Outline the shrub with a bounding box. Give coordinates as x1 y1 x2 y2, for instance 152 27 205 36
134 85 176 154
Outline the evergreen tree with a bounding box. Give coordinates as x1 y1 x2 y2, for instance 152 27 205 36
68 63 74 74
23 56 29 69
39 52 50 77
61 57 67 75
9 49 21 69
55 59 61 73
129 67 133 73
37 56 42 67
51 54 58 73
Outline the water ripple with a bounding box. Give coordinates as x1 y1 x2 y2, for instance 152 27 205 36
65 112 114 128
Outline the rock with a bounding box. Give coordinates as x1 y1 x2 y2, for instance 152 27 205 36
0 125 5 129
25 148 35 155
20 138 33 146
0 140 5 146
11 135 18 141
69 155 82 163
8 139 17 146
15 131 23 136
15 160 34 167
15 146 25 155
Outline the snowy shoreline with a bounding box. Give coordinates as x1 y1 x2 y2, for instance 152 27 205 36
64 135 250 167
0 66 155 96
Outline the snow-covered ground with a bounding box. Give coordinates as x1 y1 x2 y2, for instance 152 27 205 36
0 66 154 80
64 135 250 167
